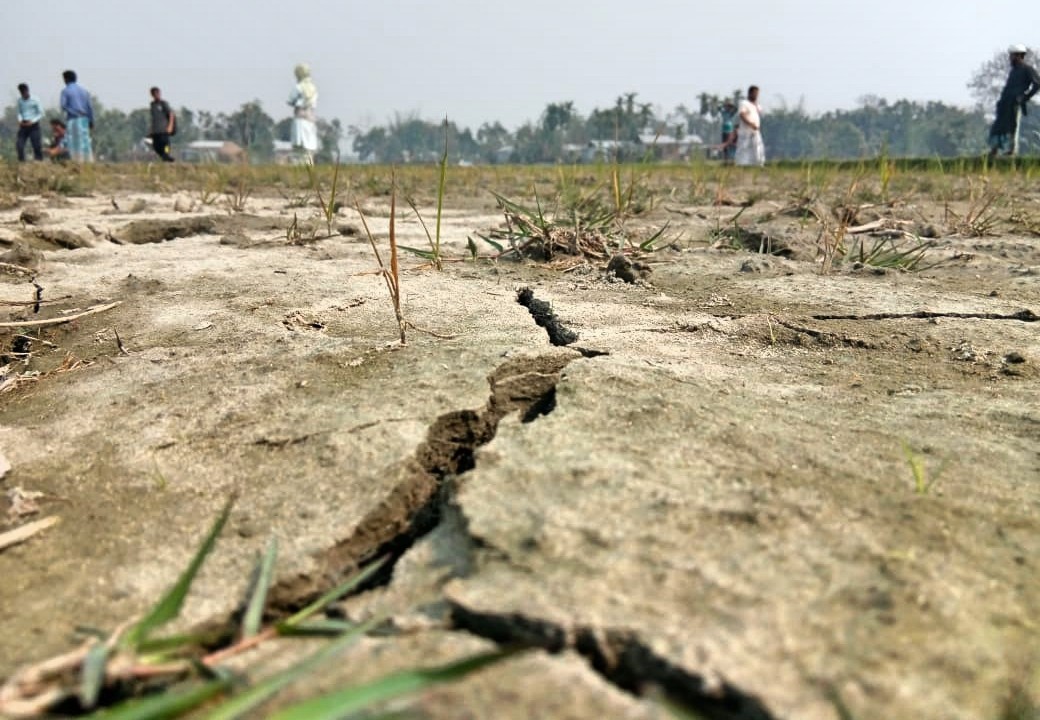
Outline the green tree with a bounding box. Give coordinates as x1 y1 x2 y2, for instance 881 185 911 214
225 100 275 161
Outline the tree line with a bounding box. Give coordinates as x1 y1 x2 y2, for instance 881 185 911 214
2 50 1034 164
351 94 1012 164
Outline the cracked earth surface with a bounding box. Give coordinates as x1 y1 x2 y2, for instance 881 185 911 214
1 178 1038 719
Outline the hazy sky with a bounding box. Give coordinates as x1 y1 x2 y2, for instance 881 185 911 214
3 1 1036 133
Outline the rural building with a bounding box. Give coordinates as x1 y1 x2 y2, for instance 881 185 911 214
179 140 246 163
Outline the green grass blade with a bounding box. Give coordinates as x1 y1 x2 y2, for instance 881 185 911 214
206 618 380 720
278 619 361 637
87 679 230 720
267 649 517 720
242 537 279 639
135 633 210 658
405 197 437 251
397 245 437 260
435 125 448 269
123 498 235 650
80 641 110 709
476 234 503 252
278 557 388 631
639 222 671 251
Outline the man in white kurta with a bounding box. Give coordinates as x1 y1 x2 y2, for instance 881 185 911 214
735 85 765 167
288 63 319 160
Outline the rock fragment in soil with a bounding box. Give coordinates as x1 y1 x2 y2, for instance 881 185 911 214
18 208 47 226
115 216 218 244
606 254 652 284
30 228 91 250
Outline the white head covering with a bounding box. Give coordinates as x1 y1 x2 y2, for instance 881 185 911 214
293 63 318 107
1009 44 1028 55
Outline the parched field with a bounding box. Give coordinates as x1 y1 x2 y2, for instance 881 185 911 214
0 160 1038 719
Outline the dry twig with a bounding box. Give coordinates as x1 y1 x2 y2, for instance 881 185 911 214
0 302 120 329
0 516 60 552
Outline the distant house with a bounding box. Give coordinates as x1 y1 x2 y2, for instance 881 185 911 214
637 131 703 161
272 140 295 164
180 140 246 163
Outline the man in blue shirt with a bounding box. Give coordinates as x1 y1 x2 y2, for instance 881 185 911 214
988 45 1040 158
60 69 95 163
15 83 44 161
720 100 738 163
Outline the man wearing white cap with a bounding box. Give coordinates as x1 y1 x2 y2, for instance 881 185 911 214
988 45 1040 158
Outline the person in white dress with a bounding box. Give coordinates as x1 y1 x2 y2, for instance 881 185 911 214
288 63 319 162
735 85 765 167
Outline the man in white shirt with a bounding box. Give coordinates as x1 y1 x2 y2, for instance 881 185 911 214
735 85 765 167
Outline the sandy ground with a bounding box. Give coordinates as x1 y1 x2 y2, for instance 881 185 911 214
0 171 1038 719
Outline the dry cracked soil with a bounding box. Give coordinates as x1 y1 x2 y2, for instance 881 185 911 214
0 167 1038 720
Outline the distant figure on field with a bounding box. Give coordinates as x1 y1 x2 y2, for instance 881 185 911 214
15 83 44 161
735 85 765 167
988 45 1040 158
720 100 738 163
288 63 319 162
46 119 69 161
148 87 176 162
60 70 94 162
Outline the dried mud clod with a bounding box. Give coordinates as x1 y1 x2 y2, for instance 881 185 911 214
18 208 47 226
606 254 652 284
115 217 218 244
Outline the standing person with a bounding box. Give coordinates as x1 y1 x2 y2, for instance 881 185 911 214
719 100 738 163
988 45 1040 159
735 85 765 167
59 70 94 163
148 87 176 162
287 63 319 163
46 119 70 161
15 84 44 161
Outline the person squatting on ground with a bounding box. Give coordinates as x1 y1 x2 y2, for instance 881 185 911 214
735 85 765 167
15 84 44 161
288 63 319 163
46 119 69 161
720 100 738 163
60 70 94 163
148 87 176 162
988 45 1040 158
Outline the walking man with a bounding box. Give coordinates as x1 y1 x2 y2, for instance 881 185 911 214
988 45 1040 158
735 85 765 167
720 100 738 163
60 70 94 162
148 87 176 162
15 84 44 161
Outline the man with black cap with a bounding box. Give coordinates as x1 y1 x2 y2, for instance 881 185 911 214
988 45 1040 158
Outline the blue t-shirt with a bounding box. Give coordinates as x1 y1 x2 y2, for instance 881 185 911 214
721 108 737 134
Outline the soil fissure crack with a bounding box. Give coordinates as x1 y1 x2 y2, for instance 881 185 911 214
266 350 579 613
516 287 579 346
448 604 777 720
811 309 1038 322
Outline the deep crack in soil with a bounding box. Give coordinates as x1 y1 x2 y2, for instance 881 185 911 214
264 350 579 612
449 604 778 720
811 309 1039 322
516 286 580 346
